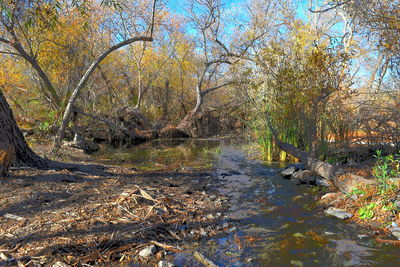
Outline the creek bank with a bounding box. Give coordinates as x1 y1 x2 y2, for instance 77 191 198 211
0 144 237 266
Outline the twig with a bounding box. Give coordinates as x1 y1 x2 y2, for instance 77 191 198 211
118 205 139 219
167 229 181 241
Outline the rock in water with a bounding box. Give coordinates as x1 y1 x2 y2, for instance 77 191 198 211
0 142 15 177
325 207 353 220
292 170 321 184
281 167 296 178
139 245 157 258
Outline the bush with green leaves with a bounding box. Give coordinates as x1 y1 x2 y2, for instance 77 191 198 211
373 150 400 196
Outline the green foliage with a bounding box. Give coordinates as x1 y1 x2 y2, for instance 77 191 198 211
346 188 366 197
358 202 376 219
373 150 399 196
245 21 353 162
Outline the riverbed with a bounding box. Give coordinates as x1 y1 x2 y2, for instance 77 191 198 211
95 138 400 266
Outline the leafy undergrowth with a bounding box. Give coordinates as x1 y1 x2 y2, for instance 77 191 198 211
323 150 400 234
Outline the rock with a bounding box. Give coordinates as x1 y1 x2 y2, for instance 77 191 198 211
52 262 71 267
208 194 217 200
320 192 341 205
139 245 157 258
391 232 400 240
324 231 335 235
315 178 331 187
334 171 376 194
158 261 176 267
281 166 296 178
357 234 368 239
324 207 353 220
350 194 358 201
321 193 337 200
292 170 322 184
389 227 400 240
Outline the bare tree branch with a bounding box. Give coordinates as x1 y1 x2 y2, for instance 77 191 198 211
309 1 351 14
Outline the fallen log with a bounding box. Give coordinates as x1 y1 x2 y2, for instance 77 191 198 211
266 114 374 193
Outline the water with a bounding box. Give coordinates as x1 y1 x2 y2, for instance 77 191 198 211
94 138 400 266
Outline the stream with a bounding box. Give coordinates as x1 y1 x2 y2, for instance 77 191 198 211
95 138 400 266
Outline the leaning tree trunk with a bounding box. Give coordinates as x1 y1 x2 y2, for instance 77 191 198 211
267 115 373 193
0 89 46 168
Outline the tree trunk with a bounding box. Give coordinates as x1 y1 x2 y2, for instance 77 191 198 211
54 36 153 148
176 111 197 137
0 89 46 168
266 114 373 193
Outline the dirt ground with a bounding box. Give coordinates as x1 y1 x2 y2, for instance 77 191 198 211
0 145 230 266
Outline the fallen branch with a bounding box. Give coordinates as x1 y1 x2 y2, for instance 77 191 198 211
150 241 183 253
3 213 25 221
193 251 217 267
265 112 374 193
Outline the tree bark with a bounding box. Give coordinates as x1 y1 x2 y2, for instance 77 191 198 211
0 89 46 167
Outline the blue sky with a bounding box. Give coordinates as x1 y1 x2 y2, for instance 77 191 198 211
167 0 311 21
164 0 378 86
